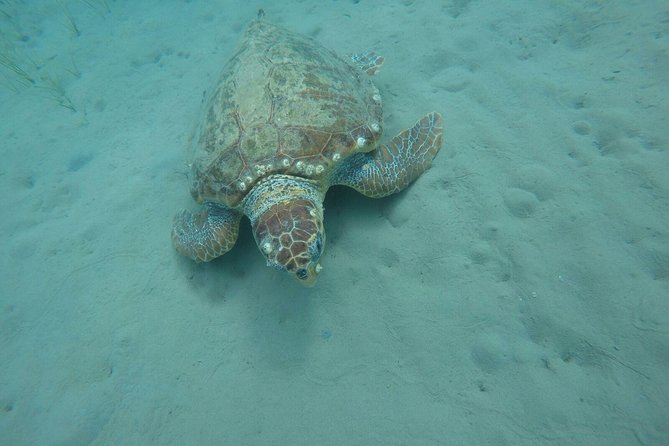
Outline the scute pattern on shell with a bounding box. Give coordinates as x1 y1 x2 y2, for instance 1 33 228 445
188 20 384 208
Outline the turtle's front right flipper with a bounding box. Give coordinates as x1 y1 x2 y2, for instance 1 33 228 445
331 112 443 198
172 202 242 262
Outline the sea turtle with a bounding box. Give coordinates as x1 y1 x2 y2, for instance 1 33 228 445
172 18 443 285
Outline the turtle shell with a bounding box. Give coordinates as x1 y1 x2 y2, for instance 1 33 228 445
188 20 384 208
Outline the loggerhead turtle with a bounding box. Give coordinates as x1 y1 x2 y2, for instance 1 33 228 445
172 18 443 285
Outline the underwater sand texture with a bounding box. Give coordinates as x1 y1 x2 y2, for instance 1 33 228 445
1 1 667 444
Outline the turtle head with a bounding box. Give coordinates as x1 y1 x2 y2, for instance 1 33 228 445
244 175 326 285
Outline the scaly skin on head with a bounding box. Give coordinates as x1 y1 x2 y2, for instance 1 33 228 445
243 175 325 285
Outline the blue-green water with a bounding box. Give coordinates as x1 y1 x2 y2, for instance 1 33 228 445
1 1 667 444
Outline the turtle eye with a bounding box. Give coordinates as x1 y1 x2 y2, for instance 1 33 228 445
309 233 324 259
296 268 308 280
314 234 323 254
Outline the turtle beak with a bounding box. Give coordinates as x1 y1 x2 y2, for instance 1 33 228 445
295 262 322 286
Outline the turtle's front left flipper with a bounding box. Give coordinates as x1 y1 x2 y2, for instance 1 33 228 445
172 202 242 262
331 112 443 198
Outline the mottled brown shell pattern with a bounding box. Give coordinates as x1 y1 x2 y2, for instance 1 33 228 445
189 20 384 208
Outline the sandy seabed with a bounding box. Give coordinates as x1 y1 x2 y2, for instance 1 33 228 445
1 1 668 444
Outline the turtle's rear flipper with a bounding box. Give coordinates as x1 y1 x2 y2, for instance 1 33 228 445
331 112 443 198
350 51 385 76
172 202 242 262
